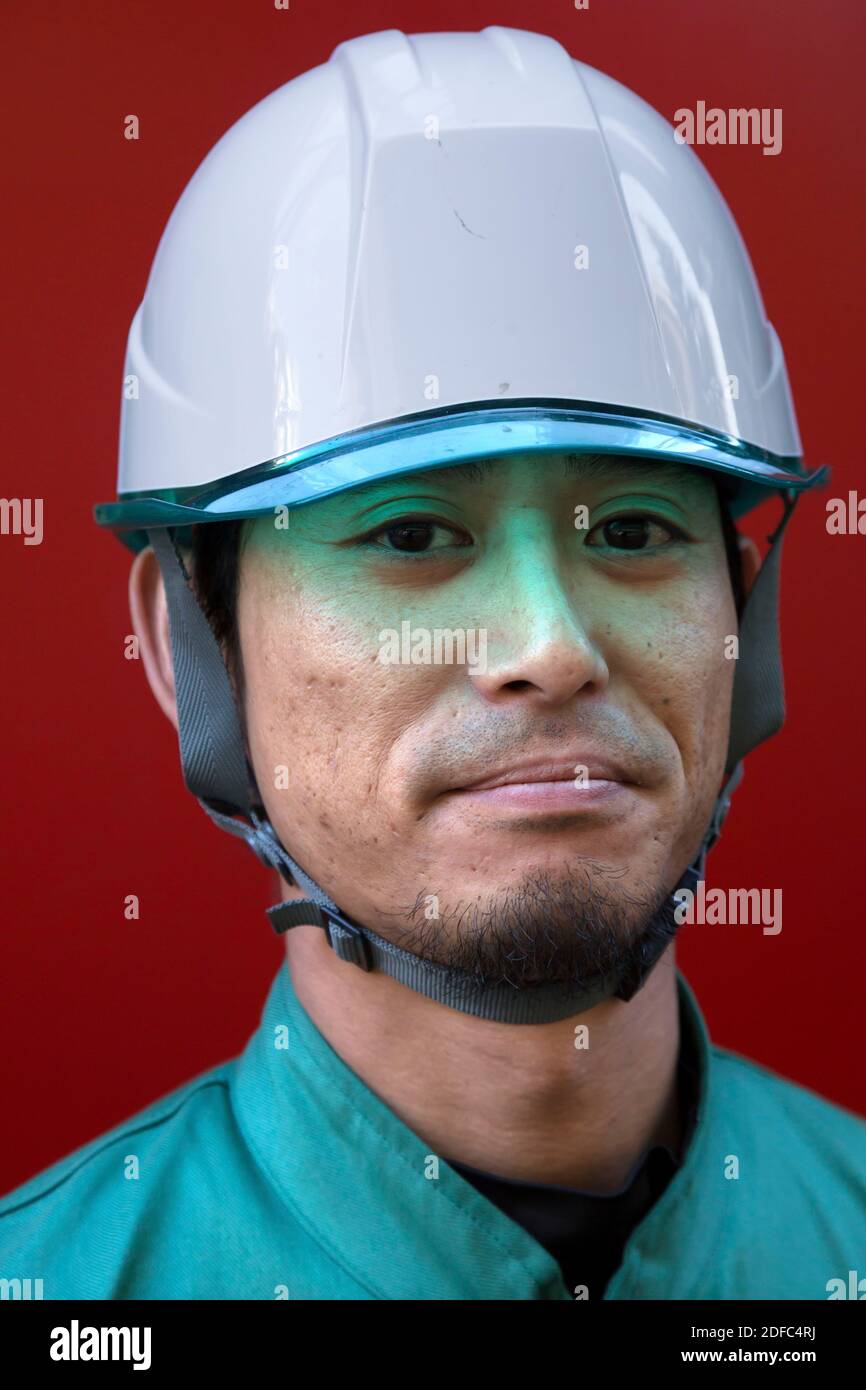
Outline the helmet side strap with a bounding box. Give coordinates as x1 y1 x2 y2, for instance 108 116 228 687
726 492 799 773
148 526 255 814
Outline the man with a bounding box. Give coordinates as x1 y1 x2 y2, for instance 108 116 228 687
2 26 864 1301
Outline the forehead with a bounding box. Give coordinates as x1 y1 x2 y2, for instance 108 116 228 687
343 451 713 499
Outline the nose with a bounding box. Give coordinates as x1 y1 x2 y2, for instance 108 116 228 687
469 523 609 708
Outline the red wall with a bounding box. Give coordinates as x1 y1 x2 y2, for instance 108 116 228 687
2 0 863 1195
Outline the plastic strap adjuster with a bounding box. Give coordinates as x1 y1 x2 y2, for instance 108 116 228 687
323 913 373 971
705 762 744 857
266 900 373 972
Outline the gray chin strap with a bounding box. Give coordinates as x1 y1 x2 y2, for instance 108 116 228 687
147 490 796 1025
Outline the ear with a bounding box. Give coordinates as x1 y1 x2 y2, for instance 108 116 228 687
128 546 179 731
737 533 761 601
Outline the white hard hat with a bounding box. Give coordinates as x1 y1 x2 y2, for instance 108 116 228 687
99 25 821 537
95 27 829 1023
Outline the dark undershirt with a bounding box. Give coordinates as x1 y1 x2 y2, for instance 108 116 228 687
446 1011 701 1300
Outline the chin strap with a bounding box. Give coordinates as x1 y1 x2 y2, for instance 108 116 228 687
149 512 752 1025
262 761 742 1022
193 766 742 1022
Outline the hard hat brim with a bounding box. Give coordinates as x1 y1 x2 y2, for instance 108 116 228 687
95 400 829 553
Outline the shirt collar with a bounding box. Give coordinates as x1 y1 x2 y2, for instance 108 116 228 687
232 960 720 1300
603 967 726 1298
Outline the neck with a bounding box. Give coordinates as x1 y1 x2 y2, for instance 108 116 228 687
281 910 682 1195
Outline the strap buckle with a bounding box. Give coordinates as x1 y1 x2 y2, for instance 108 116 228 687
702 761 745 863
323 910 373 971
266 899 373 971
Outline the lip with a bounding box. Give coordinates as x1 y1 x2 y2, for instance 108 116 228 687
453 756 636 793
451 778 634 811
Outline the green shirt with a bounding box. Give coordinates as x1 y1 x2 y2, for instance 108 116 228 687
2 963 865 1300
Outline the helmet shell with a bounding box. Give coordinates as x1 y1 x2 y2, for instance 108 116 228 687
112 26 807 514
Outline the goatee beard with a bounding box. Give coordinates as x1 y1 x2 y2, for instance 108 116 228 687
394 865 682 997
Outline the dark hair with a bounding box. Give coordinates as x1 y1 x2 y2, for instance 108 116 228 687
189 477 746 686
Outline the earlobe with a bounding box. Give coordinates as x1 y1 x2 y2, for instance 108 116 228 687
737 533 762 601
128 547 180 731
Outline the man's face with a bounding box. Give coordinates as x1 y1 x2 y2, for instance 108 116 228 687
236 452 737 987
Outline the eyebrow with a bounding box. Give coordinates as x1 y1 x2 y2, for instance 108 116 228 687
348 453 702 497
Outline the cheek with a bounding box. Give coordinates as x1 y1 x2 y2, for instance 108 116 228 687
612 576 737 775
236 562 436 827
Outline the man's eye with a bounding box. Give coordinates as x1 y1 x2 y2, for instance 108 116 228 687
367 520 469 554
585 515 683 551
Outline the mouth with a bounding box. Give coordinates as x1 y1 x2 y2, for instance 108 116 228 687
447 757 640 815
454 757 637 792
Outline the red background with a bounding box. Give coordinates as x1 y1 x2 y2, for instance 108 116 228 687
2 0 864 1196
